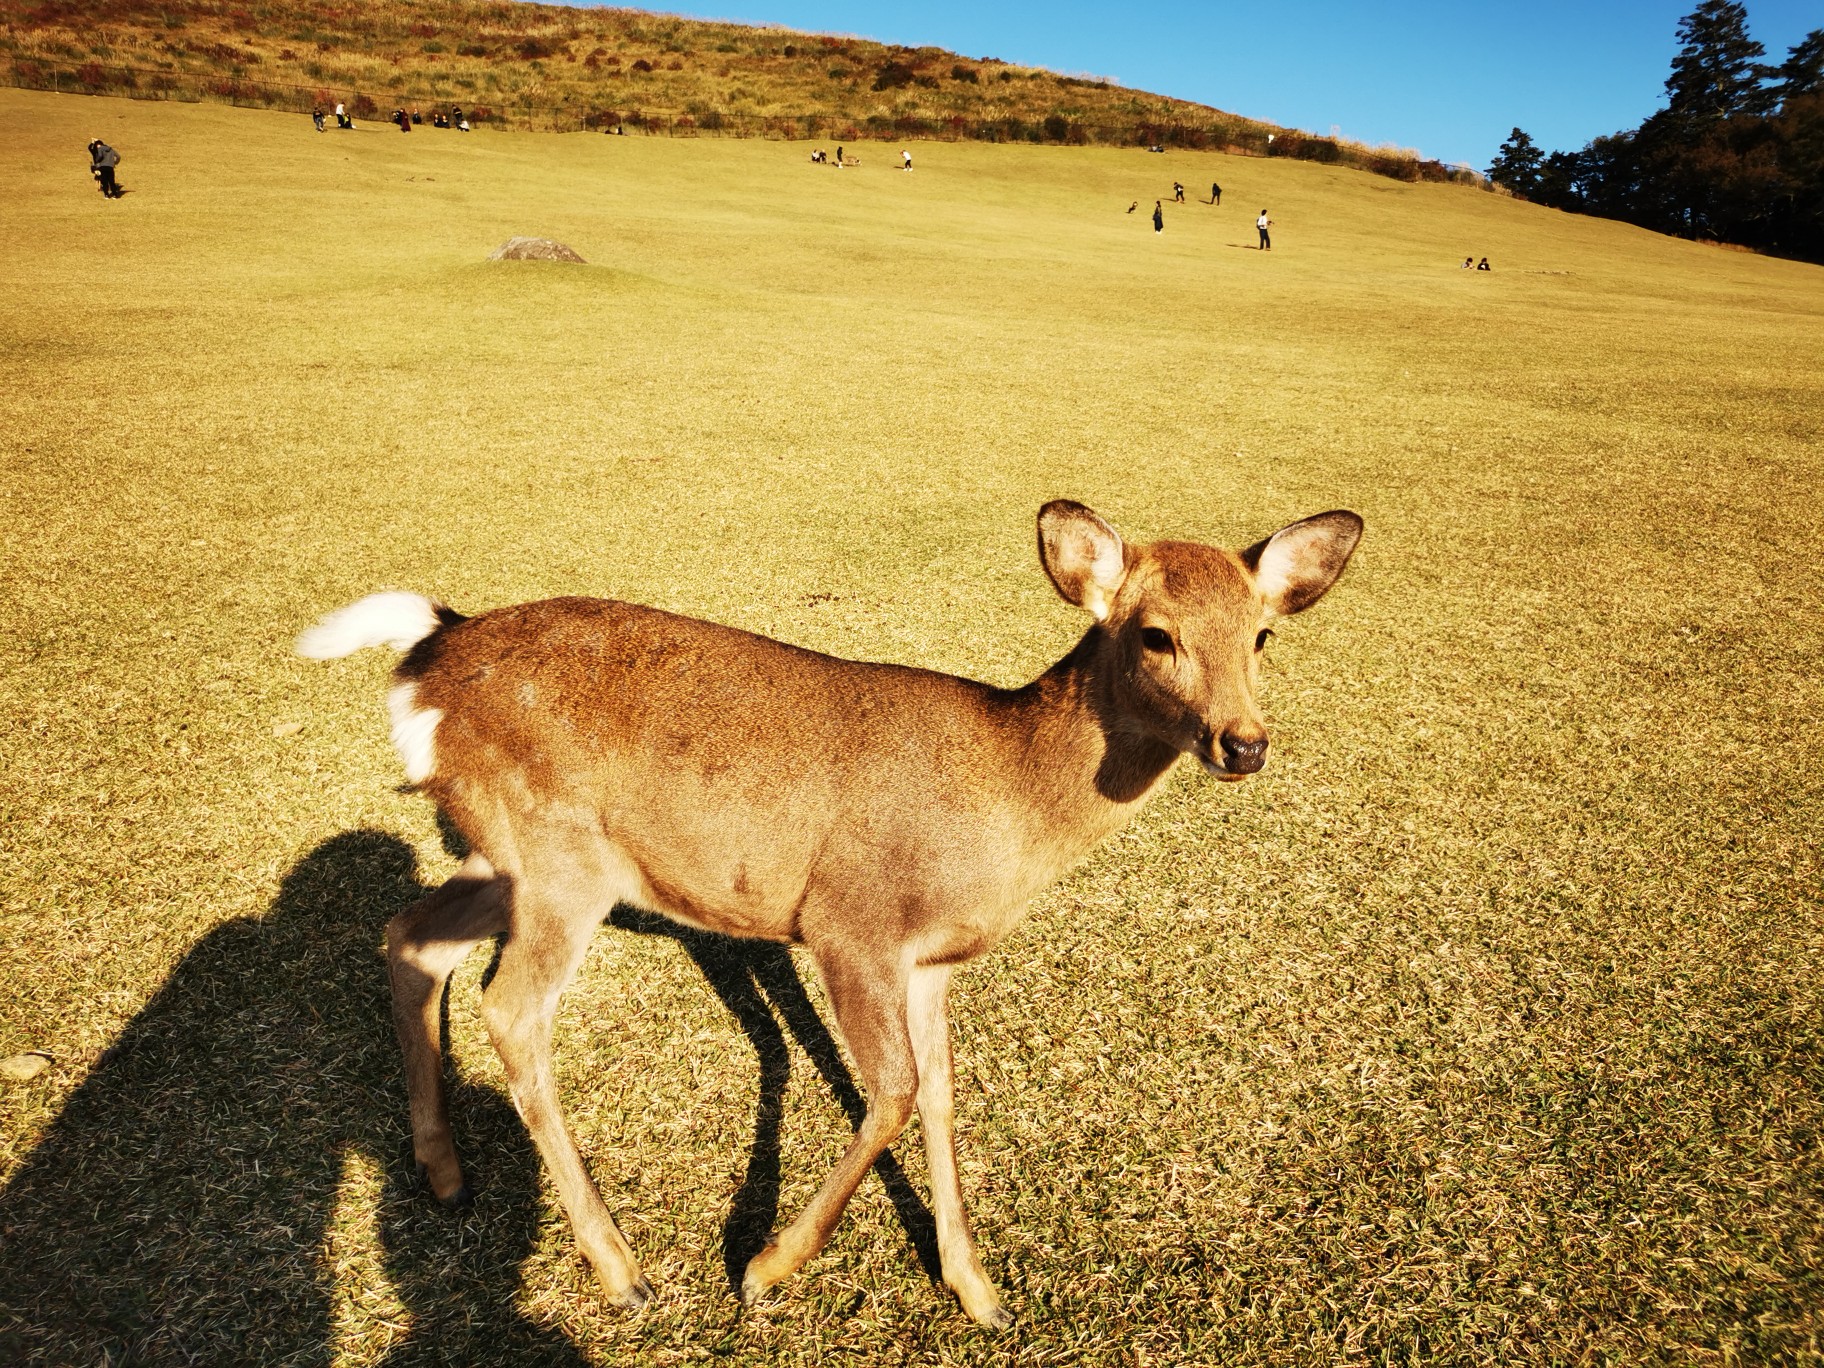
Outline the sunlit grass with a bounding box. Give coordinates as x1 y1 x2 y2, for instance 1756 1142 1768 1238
1 88 1821 1365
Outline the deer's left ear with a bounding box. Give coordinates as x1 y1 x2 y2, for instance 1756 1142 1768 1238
1038 500 1129 620
1242 510 1364 616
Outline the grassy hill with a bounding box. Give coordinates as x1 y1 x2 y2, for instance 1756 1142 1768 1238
1 87 1821 1366
1 0 1469 180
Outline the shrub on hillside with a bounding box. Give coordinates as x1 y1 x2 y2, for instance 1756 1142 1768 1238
631 58 652 72
457 43 488 58
351 92 377 117
517 37 555 60
951 64 977 82
872 60 915 91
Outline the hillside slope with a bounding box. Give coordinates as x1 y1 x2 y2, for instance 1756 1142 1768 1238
1 0 1468 180
2 86 1822 1366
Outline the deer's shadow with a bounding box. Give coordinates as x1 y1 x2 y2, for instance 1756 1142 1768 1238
0 831 936 1364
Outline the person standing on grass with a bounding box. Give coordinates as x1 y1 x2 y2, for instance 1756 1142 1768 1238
1153 200 1164 233
902 148 912 170
88 138 121 199
1211 181 1221 205
1173 181 1184 202
1257 209 1272 249
836 145 844 168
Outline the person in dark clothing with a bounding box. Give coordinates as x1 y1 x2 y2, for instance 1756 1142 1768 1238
1476 257 1492 271
410 108 422 125
88 139 122 198
836 145 844 168
1211 182 1221 205
1173 181 1184 202
312 108 326 132
1127 200 1138 213
1153 200 1164 233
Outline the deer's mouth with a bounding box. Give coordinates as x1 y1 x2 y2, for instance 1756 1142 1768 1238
1196 747 1249 782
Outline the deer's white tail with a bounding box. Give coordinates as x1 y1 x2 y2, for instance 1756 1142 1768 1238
296 592 448 660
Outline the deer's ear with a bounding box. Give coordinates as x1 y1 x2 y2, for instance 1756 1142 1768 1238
1242 510 1364 617
1037 501 1128 620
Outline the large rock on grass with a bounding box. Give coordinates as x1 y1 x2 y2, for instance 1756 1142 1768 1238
489 236 586 263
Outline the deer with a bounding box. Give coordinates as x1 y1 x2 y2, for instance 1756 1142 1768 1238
296 499 1363 1328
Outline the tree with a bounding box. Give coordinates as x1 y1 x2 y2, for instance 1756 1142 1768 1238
1487 127 1545 197
1665 1 1768 120
1771 29 1824 107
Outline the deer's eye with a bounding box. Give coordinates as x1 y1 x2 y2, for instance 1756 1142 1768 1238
1255 628 1275 652
1141 627 1175 654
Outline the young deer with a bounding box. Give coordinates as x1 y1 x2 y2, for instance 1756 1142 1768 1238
298 500 1362 1327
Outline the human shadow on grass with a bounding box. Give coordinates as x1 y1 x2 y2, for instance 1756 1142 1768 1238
609 908 943 1294
0 830 585 1367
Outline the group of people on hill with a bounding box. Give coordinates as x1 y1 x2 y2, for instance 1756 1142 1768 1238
809 146 855 167
1461 255 1493 270
1137 183 1271 248
309 103 470 133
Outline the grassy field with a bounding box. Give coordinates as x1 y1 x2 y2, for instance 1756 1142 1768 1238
2 88 1822 1365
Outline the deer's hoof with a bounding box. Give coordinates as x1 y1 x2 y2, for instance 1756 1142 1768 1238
976 1301 1016 1331
609 1274 655 1311
739 1245 781 1306
438 1181 474 1211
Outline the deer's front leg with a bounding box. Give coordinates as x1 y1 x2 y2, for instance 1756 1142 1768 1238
741 943 917 1303
908 963 1012 1328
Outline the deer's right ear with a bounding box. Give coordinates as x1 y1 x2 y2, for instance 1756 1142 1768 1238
1037 501 1128 620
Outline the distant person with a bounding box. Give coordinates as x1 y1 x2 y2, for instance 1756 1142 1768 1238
1153 200 1163 233
410 108 422 126
457 116 470 132
1476 257 1491 271
451 105 464 126
836 145 844 168
1127 200 1138 213
312 107 326 133
1173 181 1184 202
87 138 122 199
902 148 912 171
1211 182 1221 205
335 101 353 130
1257 209 1272 250
1461 255 1474 269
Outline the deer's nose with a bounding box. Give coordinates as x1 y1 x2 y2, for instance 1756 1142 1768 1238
1219 731 1269 775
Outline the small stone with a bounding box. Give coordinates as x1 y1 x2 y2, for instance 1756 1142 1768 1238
272 721 304 738
488 236 586 263
1 1053 51 1082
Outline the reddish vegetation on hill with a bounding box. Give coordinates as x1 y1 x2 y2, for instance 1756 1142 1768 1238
0 0 1477 182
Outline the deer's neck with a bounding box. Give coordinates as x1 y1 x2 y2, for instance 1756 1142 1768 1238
1006 628 1182 850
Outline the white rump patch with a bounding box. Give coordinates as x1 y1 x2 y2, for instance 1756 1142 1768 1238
387 682 443 785
297 592 443 660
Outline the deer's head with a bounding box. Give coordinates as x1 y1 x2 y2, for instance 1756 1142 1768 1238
1038 500 1362 780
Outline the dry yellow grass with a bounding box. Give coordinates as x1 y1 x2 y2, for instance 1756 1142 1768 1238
1 88 1821 1365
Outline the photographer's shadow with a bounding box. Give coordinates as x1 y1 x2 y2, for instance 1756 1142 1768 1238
0 830 582 1366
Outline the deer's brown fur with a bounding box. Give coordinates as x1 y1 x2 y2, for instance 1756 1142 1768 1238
302 500 1362 1327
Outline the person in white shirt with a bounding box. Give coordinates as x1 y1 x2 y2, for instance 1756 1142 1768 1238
902 149 912 170
1257 210 1272 250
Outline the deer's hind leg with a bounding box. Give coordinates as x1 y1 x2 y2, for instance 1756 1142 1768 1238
387 851 509 1206
482 876 653 1308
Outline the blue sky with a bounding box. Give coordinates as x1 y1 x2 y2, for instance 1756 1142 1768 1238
558 1 1820 169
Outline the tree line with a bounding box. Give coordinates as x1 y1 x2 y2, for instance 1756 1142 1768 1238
1486 2 1822 263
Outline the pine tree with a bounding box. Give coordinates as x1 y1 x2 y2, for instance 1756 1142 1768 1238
1772 29 1824 106
1486 127 1545 197
1665 1 1768 119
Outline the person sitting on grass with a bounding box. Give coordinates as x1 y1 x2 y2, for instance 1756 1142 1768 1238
1477 257 1492 271
1461 256 1475 269
312 108 326 133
